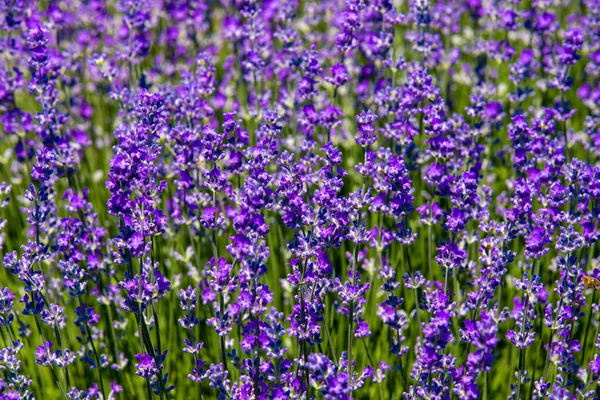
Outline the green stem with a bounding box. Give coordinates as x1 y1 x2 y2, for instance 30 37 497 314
581 291 596 366
324 318 337 364
53 323 71 389
362 339 384 399
48 365 69 400
153 305 163 354
444 266 449 294
348 243 359 387
516 293 530 400
87 323 107 399
404 245 423 339
427 224 433 283
484 371 488 400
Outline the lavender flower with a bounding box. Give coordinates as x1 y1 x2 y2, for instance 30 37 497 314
0 1 599 399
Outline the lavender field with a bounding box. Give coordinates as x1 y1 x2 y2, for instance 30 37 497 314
1 0 600 399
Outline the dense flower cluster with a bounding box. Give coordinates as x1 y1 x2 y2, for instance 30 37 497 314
1 0 600 399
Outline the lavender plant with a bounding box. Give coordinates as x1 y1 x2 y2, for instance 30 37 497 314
1 0 600 399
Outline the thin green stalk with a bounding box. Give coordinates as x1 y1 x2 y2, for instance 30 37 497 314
347 300 354 381
77 299 106 399
153 305 163 354
0 326 8 348
48 364 69 400
324 318 337 364
362 339 384 399
252 278 261 398
516 346 525 400
210 186 229 375
444 266 449 294
404 245 423 339
427 224 433 283
87 323 107 399
138 313 169 399
53 322 71 389
515 293 530 400
33 304 69 397
3 314 16 346
581 290 596 366
484 371 488 400
100 269 120 367
348 242 359 387
543 326 557 382
146 380 153 400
